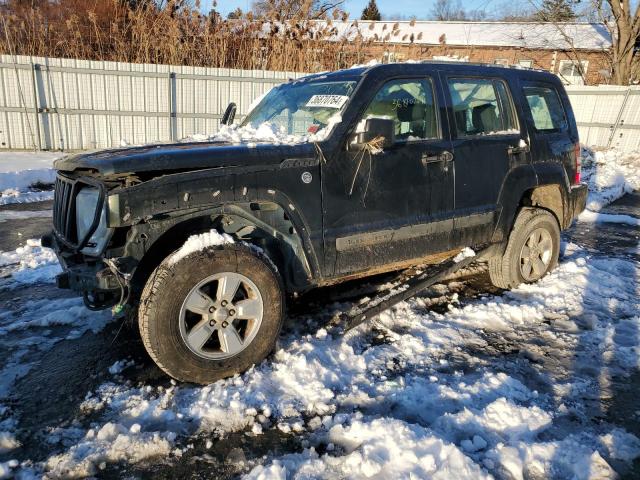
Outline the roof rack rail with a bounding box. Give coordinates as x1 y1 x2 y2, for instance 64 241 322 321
415 59 547 72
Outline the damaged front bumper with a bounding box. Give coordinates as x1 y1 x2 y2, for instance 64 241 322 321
42 232 122 309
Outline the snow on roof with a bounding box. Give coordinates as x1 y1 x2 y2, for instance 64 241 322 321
279 21 611 51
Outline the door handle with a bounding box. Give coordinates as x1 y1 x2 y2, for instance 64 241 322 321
421 150 454 165
507 141 530 155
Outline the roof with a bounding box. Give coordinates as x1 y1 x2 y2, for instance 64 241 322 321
275 20 611 51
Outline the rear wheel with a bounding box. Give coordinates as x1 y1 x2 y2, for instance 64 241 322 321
489 208 560 289
139 244 284 384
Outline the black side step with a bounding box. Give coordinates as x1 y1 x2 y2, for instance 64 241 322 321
340 245 491 332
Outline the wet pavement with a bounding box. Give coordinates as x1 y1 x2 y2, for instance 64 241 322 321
0 194 638 478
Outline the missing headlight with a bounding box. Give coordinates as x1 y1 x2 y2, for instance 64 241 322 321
75 186 112 256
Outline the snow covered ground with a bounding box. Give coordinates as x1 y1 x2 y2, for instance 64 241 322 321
0 147 638 479
0 152 62 205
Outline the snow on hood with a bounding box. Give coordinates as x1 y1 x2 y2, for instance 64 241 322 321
187 115 342 146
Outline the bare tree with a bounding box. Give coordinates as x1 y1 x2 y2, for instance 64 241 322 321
251 0 345 20
429 0 486 21
430 0 467 21
596 0 639 84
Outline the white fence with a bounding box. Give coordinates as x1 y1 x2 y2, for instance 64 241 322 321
0 55 303 151
566 85 640 152
0 55 639 152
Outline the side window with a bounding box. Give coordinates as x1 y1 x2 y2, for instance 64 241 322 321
362 78 439 141
448 78 518 137
523 86 568 132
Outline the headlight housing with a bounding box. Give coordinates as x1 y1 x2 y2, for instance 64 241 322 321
75 186 112 256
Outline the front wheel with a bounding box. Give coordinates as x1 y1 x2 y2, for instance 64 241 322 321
489 208 560 289
138 244 284 384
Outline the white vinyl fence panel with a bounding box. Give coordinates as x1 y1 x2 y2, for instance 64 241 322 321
1 55 639 152
0 55 304 151
565 85 640 152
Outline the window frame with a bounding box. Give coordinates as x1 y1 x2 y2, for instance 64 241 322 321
522 82 569 134
358 76 442 144
557 60 589 85
446 76 520 139
518 59 533 68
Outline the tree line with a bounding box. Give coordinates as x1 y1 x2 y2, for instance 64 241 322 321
0 0 637 84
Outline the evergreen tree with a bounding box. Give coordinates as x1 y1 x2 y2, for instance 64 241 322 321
361 0 381 21
227 7 243 19
536 0 577 22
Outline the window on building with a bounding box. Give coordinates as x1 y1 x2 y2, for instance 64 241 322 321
494 58 509 66
557 60 588 85
448 78 518 137
362 78 439 141
518 59 534 68
523 86 568 132
382 51 399 63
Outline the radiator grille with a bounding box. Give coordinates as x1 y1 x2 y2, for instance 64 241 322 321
53 175 78 244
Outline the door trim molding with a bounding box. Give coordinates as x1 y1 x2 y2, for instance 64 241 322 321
334 211 494 252
336 218 454 252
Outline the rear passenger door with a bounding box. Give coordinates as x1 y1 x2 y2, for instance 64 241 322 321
521 81 578 182
443 75 527 246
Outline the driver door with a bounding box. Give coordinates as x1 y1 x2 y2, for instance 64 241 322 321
322 76 455 276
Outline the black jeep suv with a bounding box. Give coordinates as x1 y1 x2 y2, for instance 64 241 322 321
45 62 587 384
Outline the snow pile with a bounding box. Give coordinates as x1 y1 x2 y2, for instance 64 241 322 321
0 238 60 284
38 242 640 478
45 423 174 478
578 209 640 227
454 247 476 263
108 359 135 375
246 417 490 479
0 431 19 453
188 115 341 147
168 229 234 265
0 295 113 467
0 460 18 479
581 147 640 211
0 152 61 205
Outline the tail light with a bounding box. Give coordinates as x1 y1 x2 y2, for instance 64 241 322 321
573 143 581 184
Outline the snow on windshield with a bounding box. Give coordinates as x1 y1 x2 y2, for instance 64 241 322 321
237 79 357 143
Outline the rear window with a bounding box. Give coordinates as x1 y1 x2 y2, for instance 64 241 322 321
448 78 518 137
523 86 568 132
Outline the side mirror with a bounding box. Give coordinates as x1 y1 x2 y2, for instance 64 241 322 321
350 118 395 150
221 102 237 125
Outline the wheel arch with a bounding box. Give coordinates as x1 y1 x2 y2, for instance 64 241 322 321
492 164 569 253
127 200 317 297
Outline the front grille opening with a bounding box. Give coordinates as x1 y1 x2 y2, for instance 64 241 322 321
53 175 83 246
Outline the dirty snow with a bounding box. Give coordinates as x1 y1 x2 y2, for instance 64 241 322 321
0 238 60 284
581 147 640 212
578 209 640 226
168 229 234 265
0 147 638 478
0 233 113 468
454 247 476 263
188 116 341 146
0 152 61 205
30 240 640 478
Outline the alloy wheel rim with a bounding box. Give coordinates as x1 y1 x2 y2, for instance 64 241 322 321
179 272 264 360
519 227 553 282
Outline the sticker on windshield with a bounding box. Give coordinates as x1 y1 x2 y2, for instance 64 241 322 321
306 95 349 109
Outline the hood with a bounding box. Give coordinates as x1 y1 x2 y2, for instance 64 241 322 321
54 141 317 176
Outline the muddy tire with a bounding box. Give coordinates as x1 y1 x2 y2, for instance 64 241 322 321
139 244 284 384
489 208 560 290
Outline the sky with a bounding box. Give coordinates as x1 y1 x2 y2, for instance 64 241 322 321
205 0 502 20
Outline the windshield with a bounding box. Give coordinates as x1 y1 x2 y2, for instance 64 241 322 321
241 80 358 138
